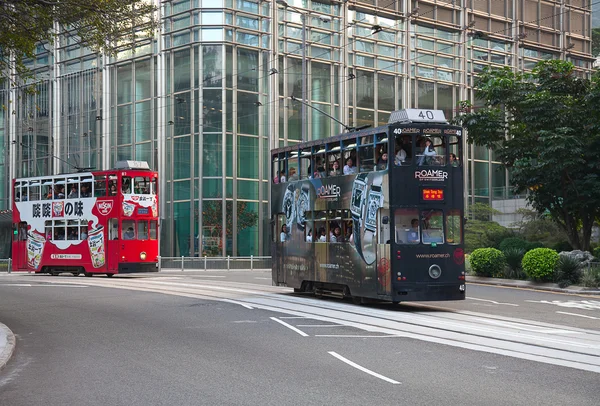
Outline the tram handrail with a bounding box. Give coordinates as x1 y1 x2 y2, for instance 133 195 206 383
158 256 272 271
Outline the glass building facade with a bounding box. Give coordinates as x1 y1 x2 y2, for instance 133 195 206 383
0 0 593 256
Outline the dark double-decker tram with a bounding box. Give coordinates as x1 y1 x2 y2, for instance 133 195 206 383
271 109 466 303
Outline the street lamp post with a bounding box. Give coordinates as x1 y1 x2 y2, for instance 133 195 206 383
277 0 307 142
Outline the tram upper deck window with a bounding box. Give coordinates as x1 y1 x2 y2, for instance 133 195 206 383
134 176 151 194
95 175 107 197
375 133 388 170
42 179 53 200
394 134 413 166
342 139 357 175
327 142 341 176
287 151 299 182
28 180 40 201
299 147 311 180
67 177 79 199
358 135 374 172
312 147 326 178
122 176 132 194
273 153 286 183
416 134 445 167
448 135 461 167
108 174 118 196
80 176 92 197
53 178 66 199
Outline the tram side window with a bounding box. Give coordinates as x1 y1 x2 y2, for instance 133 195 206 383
358 135 374 172
417 135 445 167
108 174 118 196
151 178 158 195
53 221 66 240
327 142 341 177
80 177 92 198
43 180 53 200
314 211 327 242
137 221 149 240
422 209 444 244
80 220 88 240
67 178 79 199
28 182 40 201
67 221 79 240
122 220 136 240
375 133 388 170
299 147 311 180
446 210 462 244
287 156 299 182
448 135 461 167
134 177 151 194
109 219 119 240
18 222 28 241
394 135 412 166
95 176 107 197
122 176 132 194
149 221 158 239
394 208 420 244
45 221 52 241
312 149 326 179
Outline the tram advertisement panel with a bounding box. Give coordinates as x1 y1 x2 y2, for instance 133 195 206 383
272 171 389 296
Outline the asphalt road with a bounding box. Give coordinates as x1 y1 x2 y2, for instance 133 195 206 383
0 271 598 406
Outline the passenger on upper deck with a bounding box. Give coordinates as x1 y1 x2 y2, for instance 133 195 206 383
55 186 65 199
395 147 407 166
449 153 459 167
279 170 287 183
418 139 436 166
377 152 388 170
109 184 118 196
68 185 78 199
329 161 341 176
288 167 298 181
343 158 357 175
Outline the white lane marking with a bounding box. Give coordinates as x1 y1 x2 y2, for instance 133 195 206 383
296 324 344 327
254 277 272 280
270 317 309 337
556 311 600 320
468 297 519 307
328 351 401 384
317 335 403 338
527 300 600 311
220 299 254 309
0 284 32 287
0 284 87 288
192 275 226 278
279 316 307 319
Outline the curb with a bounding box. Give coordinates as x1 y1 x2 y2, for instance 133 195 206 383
0 323 16 371
466 277 600 295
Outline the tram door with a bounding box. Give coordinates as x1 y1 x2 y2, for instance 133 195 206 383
273 215 286 285
376 210 391 295
107 218 120 272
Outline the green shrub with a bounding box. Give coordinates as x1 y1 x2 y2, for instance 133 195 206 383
499 237 528 252
554 256 582 288
593 247 600 260
521 248 559 282
469 248 506 277
580 264 600 288
502 247 526 279
464 220 512 253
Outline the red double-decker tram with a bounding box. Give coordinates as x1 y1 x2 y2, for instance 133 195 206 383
11 161 159 277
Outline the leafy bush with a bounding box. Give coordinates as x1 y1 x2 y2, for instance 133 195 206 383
469 248 506 277
580 265 600 288
554 256 582 288
593 247 600 260
465 220 513 253
502 248 526 279
499 237 528 252
521 248 559 282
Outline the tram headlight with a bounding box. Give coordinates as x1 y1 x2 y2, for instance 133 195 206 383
140 252 147 260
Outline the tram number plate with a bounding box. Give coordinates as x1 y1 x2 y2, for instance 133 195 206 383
138 207 149 214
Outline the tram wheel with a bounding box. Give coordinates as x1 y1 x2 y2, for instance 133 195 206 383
71 272 79 277
293 288 302 293
84 272 93 277
106 273 114 278
392 300 400 305
352 296 364 305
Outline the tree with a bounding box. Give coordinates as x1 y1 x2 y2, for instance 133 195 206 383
0 0 157 83
455 60 600 251
199 200 259 237
592 28 600 58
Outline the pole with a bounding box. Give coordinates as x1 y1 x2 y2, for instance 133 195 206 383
301 13 307 142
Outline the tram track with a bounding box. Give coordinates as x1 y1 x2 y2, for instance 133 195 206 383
14 275 600 373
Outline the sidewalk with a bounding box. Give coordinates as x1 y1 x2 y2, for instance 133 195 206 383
466 275 600 295
0 322 16 372
0 276 598 372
